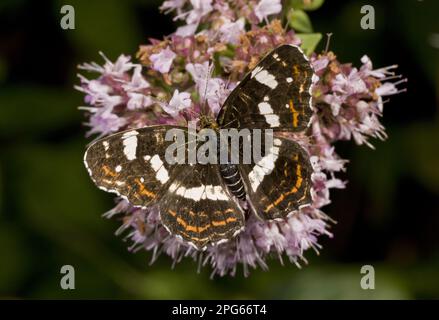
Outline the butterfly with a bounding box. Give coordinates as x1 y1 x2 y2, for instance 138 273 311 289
84 44 314 250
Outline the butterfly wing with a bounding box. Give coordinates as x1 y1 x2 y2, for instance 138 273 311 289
217 44 313 132
84 125 188 208
84 125 244 249
238 136 313 220
217 44 315 219
159 163 245 250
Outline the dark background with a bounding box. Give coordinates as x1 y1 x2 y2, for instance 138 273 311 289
0 0 437 299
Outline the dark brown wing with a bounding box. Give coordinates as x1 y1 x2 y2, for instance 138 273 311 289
84 125 187 208
84 126 244 249
217 44 314 132
159 163 245 250
239 136 313 220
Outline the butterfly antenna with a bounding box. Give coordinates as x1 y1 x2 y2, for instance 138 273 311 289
324 33 333 54
225 70 234 89
200 62 214 116
282 17 289 32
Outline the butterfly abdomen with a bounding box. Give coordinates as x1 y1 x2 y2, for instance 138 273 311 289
219 163 246 200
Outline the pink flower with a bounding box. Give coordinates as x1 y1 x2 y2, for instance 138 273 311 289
173 0 214 36
360 55 398 78
282 213 332 257
127 92 154 110
79 53 134 78
219 18 245 45
323 93 344 116
176 23 198 36
186 62 232 114
204 78 232 115
122 66 150 92
76 77 124 112
77 0 405 277
76 78 111 105
319 146 348 172
185 61 210 83
312 56 329 73
162 89 192 117
332 69 367 95
376 82 398 96
254 0 282 23
160 0 187 14
87 108 126 137
185 0 213 24
150 46 177 73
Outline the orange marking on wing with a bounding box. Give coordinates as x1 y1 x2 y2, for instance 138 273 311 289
185 225 198 232
176 217 187 227
134 178 156 198
180 231 209 242
289 99 299 127
176 217 210 234
264 164 304 213
198 224 211 233
212 217 237 227
287 164 303 194
168 209 177 217
175 216 199 233
293 65 300 79
102 165 117 177
212 220 226 227
293 164 303 189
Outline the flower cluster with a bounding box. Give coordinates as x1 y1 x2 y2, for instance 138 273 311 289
76 0 405 277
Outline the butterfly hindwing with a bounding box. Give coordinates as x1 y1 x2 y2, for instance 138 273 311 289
159 163 245 249
217 44 313 132
238 136 313 220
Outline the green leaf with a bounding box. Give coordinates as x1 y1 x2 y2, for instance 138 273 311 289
288 9 313 33
290 0 325 11
296 33 322 55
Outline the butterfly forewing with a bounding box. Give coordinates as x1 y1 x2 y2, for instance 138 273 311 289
84 125 185 207
217 44 313 132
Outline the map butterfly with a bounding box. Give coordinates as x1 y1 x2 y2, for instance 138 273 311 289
84 44 314 250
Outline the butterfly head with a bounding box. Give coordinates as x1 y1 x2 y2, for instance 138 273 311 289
199 114 219 130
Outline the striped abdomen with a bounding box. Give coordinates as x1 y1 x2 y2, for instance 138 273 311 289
219 163 246 200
